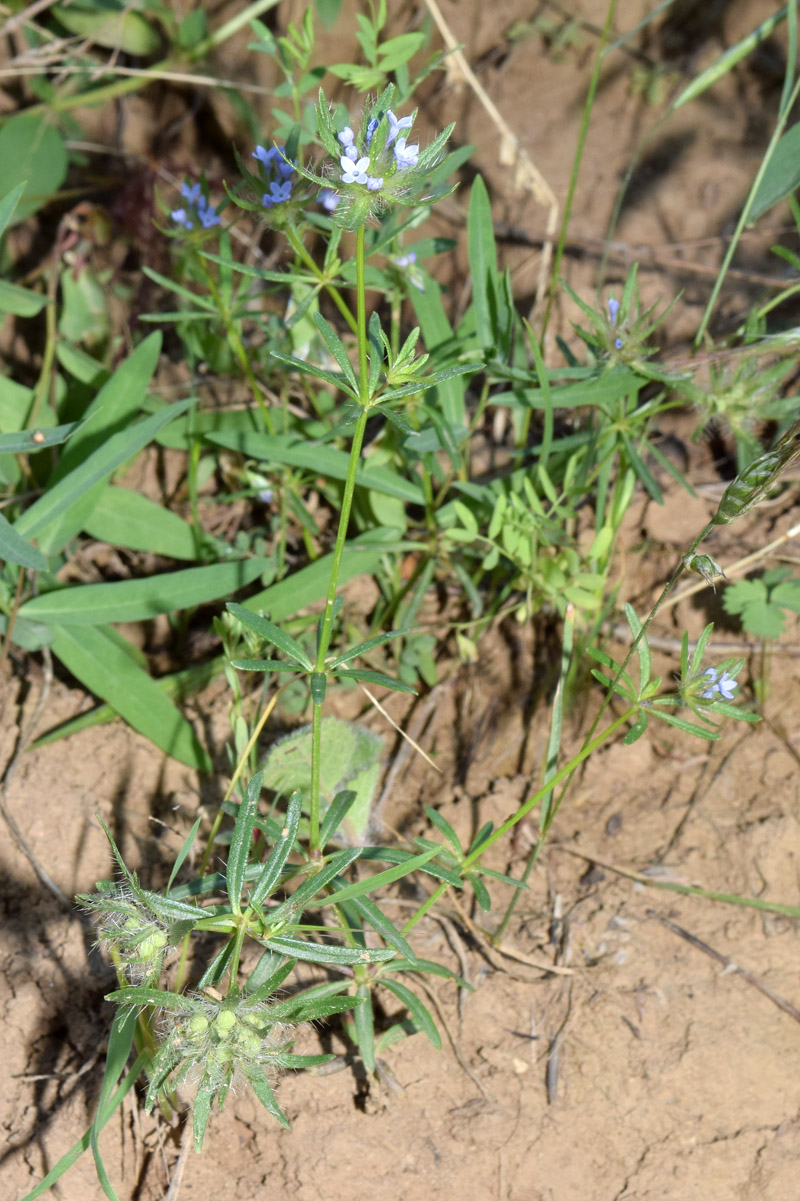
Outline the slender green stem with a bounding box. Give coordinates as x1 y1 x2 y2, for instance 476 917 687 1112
308 228 371 852
401 707 635 935
199 259 275 434
695 50 800 344
284 224 358 335
541 0 618 340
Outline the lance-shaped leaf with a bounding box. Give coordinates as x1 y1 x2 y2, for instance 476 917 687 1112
250 790 302 908
0 510 47 570
227 602 313 670
313 312 358 393
379 977 441 1048
265 846 362 928
330 667 417 693
263 936 395 966
327 628 406 669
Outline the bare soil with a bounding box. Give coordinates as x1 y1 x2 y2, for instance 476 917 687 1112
3 2 800 1199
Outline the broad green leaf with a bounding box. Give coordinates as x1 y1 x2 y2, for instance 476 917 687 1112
52 3 160 54
0 279 49 317
15 398 190 555
0 183 25 237
20 559 267 625
49 625 212 771
84 486 201 559
262 717 384 841
0 510 47 570
227 772 264 914
0 116 67 223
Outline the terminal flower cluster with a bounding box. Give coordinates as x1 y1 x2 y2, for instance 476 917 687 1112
252 144 296 209
171 182 221 231
312 86 455 230
701 667 738 700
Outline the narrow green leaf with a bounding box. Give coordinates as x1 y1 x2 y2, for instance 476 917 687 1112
313 312 358 392
0 278 49 316
227 601 313 669
353 981 375 1072
468 174 497 351
227 772 263 914
379 977 441 1048
327 629 406 668
90 1006 137 1201
49 625 212 771
329 878 417 962
266 847 363 926
0 420 82 454
105 985 196 1011
318 789 357 849
331 667 418 693
264 936 395 965
305 847 438 908
244 1064 290 1128
250 790 302 908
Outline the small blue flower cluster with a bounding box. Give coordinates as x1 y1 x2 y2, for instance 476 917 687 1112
608 297 624 350
702 667 737 700
337 109 420 196
171 182 221 231
252 145 295 209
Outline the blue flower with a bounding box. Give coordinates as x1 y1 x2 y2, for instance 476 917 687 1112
263 179 293 208
366 175 383 191
702 668 738 700
394 137 419 169
171 182 220 231
365 117 379 147
252 144 295 210
341 155 370 185
338 127 355 148
608 297 620 325
393 251 425 292
386 109 414 145
320 188 340 212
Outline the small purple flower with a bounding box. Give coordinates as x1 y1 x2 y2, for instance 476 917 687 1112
253 143 295 210
702 667 738 700
608 297 620 325
171 182 220 231
365 117 379 147
262 179 293 208
320 189 340 212
257 488 273 504
338 127 355 148
386 110 413 145
341 155 370 185
394 137 419 169
170 207 193 230
393 251 425 292
366 175 383 191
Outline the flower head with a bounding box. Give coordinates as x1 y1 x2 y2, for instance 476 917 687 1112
394 137 419 169
319 188 340 212
79 884 172 984
387 109 414 145
252 144 296 211
702 667 738 701
170 181 221 232
340 155 370 185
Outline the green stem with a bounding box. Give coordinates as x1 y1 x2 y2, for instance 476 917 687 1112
540 0 618 340
284 224 358 336
308 227 370 852
199 259 275 434
401 707 635 935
